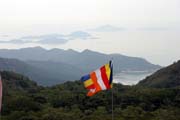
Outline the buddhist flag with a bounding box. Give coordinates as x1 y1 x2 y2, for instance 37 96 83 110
0 75 2 112
81 61 113 96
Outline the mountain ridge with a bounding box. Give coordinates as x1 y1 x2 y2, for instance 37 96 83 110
0 47 161 73
0 47 161 86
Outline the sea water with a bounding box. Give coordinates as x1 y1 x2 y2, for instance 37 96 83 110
114 71 154 85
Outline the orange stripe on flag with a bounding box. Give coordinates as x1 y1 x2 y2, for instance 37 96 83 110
90 72 101 91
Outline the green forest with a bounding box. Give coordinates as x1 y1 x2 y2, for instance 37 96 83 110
1 71 180 120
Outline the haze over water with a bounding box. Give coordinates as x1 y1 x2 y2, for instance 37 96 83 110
114 71 154 85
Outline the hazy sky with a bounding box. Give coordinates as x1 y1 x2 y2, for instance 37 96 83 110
0 0 180 66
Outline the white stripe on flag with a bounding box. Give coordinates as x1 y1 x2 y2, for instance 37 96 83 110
95 69 106 90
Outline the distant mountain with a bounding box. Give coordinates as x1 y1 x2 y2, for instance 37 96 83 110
138 60 180 88
0 58 82 86
0 58 46 83
26 60 83 82
0 47 160 74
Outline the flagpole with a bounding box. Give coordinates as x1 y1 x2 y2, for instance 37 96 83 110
111 87 114 120
110 58 114 120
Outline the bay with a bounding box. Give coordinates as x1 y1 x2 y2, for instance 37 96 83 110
114 71 154 85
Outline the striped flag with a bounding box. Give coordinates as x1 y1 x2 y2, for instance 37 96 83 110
0 75 2 112
81 61 113 96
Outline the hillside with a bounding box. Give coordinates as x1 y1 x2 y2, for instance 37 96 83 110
0 47 161 73
0 58 82 86
26 60 83 82
1 71 39 92
138 60 180 88
0 57 48 85
1 71 180 120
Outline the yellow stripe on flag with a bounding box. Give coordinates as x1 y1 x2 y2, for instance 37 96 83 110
105 63 111 80
84 79 93 87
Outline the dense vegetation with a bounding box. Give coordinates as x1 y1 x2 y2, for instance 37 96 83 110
1 71 180 120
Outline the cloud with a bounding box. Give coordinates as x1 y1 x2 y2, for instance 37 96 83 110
88 25 126 32
21 34 65 40
1 35 10 37
0 31 93 45
88 25 179 32
0 39 28 44
138 27 172 31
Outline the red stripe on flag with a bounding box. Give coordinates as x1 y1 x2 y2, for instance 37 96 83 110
86 84 95 90
86 84 97 96
100 66 110 89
